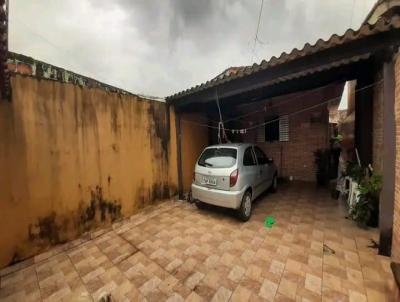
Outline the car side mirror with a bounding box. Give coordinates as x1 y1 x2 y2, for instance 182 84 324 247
267 158 274 164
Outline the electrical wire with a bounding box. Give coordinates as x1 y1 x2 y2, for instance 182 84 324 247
180 80 383 132
350 0 356 28
362 0 366 20
251 0 265 62
209 82 336 124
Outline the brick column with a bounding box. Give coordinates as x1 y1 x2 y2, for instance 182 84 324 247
393 55 400 260
380 58 396 256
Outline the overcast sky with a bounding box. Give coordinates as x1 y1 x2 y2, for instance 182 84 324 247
10 0 376 97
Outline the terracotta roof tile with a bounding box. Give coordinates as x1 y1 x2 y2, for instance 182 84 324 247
167 15 400 101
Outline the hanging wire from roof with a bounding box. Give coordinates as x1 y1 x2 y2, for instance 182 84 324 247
215 88 230 144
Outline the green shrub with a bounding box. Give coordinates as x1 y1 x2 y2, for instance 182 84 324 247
345 162 365 183
350 173 382 228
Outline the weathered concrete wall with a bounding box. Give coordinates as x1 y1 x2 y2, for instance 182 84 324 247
0 75 177 268
180 113 209 192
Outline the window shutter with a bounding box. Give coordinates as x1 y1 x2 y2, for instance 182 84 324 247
279 115 289 142
256 122 265 143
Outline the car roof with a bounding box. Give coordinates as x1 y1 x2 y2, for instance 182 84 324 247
205 143 253 149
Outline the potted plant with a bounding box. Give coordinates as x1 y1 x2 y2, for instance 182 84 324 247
350 173 382 228
344 162 365 183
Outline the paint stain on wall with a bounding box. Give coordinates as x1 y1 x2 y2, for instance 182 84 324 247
79 185 122 231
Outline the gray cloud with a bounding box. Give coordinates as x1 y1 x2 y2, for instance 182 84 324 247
9 0 376 97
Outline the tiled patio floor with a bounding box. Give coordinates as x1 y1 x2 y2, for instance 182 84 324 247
0 183 395 301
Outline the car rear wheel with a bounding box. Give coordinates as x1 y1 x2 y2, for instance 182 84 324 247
237 191 252 221
269 175 277 193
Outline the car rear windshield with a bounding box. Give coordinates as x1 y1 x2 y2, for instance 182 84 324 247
198 148 237 168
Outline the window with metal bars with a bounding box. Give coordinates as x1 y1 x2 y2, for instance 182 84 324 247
256 115 289 143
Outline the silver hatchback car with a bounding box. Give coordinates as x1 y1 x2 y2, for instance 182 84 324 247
191 143 277 221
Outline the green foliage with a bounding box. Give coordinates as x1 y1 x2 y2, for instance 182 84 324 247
350 198 373 228
345 162 365 183
358 174 383 198
350 172 383 228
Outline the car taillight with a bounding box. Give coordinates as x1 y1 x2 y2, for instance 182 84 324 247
230 169 239 187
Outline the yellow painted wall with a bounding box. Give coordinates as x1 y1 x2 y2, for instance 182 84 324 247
180 113 209 191
0 75 177 268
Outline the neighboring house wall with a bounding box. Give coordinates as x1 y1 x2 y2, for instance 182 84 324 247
0 75 178 268
180 113 209 192
241 87 340 182
393 54 400 260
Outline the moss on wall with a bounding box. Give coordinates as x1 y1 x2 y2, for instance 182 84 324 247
0 75 178 268
180 113 209 192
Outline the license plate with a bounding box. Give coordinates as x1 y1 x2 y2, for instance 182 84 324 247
203 176 217 186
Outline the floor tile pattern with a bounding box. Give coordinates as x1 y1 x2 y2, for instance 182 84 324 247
0 184 394 301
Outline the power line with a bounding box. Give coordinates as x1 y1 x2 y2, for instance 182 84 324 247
210 82 335 124
350 0 356 27
362 0 366 19
180 80 383 132
251 0 265 62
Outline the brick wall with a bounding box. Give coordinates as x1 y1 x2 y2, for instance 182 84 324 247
393 55 400 260
241 85 342 182
373 69 384 175
261 113 328 182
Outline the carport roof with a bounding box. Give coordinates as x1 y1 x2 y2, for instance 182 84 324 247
167 15 400 103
